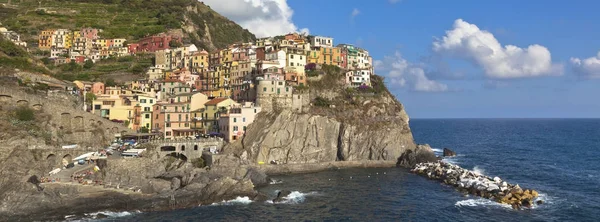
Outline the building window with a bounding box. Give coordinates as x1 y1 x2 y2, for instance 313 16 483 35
233 118 237 123
166 132 171 136
254 109 257 113
145 114 150 119
233 126 238 131
166 123 171 127
243 117 246 122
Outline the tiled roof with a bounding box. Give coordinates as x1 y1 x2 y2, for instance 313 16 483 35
205 98 229 105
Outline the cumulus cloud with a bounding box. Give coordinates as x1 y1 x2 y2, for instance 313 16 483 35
570 51 600 78
433 19 563 79
375 52 449 92
201 0 309 38
351 8 360 17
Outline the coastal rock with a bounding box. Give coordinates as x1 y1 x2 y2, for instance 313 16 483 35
171 177 181 190
411 161 542 210
223 88 417 165
273 190 292 203
396 144 438 168
443 148 456 157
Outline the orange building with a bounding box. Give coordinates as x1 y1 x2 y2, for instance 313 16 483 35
38 29 55 50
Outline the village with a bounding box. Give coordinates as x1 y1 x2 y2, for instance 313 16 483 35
2 25 375 142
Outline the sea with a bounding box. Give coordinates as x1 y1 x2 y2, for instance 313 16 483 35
84 119 600 221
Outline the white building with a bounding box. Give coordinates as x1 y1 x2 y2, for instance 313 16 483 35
309 36 334 48
285 48 306 75
266 49 287 68
345 69 372 87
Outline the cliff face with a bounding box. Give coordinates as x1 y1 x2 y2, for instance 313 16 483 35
226 73 417 165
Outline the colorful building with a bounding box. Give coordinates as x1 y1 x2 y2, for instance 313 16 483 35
38 29 55 50
218 102 262 142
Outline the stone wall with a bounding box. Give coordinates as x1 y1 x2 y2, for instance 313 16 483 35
0 86 131 148
256 92 310 113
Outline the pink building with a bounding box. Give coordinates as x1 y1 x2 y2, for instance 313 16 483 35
218 102 262 142
81 28 99 40
232 48 248 61
91 82 105 95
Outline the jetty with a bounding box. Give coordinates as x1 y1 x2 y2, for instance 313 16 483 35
412 161 542 209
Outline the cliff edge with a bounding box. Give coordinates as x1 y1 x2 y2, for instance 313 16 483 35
225 67 421 166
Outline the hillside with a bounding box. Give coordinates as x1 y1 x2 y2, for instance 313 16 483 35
0 0 256 51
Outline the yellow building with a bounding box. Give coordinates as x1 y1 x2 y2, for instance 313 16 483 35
64 31 73 49
192 98 238 133
136 95 156 130
220 48 232 64
318 47 342 66
38 29 55 50
191 50 209 73
205 64 231 98
307 49 320 64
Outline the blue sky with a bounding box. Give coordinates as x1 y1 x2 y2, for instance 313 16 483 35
205 0 600 118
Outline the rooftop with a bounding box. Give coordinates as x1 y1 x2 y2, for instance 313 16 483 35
205 98 229 105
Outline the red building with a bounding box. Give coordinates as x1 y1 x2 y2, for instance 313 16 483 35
339 47 348 69
74 56 86 64
128 43 139 54
255 47 266 61
81 28 99 40
135 34 182 53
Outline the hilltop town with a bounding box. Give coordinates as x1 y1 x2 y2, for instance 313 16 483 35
2 25 375 142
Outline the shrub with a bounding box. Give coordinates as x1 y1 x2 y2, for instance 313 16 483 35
14 106 35 122
83 59 94 69
313 96 331 107
191 157 205 168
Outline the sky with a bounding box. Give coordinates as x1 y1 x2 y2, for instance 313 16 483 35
201 0 600 118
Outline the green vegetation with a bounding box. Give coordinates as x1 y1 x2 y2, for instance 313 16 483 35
0 36 50 74
1 0 255 51
85 93 96 105
313 96 331 107
14 106 35 122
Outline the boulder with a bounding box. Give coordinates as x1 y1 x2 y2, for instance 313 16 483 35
443 148 456 157
397 144 437 168
243 167 269 187
272 190 292 203
170 177 181 190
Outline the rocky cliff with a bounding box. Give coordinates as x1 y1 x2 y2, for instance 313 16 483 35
225 69 419 166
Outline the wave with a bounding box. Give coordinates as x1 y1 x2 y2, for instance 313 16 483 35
81 210 139 220
455 198 512 209
211 196 253 206
266 191 319 204
472 166 485 176
431 148 443 153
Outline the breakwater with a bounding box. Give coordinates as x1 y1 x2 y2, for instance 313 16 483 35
412 161 542 209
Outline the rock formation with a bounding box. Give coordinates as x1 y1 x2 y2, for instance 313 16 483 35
443 148 456 157
412 161 541 210
224 74 426 167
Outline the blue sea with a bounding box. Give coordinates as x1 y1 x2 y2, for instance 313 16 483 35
101 119 600 221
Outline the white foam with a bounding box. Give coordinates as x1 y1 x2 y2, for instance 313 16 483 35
472 166 485 176
266 191 318 204
211 196 253 206
85 210 139 218
431 148 443 153
455 198 512 209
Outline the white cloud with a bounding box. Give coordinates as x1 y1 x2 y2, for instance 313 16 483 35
388 0 402 4
433 19 563 79
351 8 360 17
570 51 600 78
375 52 449 92
201 0 309 38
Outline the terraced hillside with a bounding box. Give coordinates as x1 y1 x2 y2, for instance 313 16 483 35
0 0 256 51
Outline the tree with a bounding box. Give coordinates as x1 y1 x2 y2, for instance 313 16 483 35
169 40 183 48
85 92 96 105
104 78 117 87
139 127 149 133
83 59 94 69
